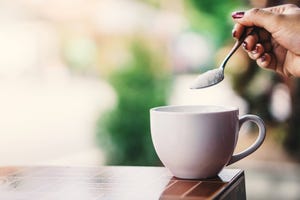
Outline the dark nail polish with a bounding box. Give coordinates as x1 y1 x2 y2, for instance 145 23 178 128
242 41 247 50
251 45 258 54
232 30 237 38
232 11 245 19
260 55 266 62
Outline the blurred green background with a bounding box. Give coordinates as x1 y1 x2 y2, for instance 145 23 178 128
97 0 247 166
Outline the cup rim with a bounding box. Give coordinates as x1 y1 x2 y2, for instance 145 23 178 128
150 105 238 114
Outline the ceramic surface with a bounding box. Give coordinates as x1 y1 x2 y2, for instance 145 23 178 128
150 105 266 179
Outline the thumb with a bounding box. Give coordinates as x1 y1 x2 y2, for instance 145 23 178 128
232 8 279 33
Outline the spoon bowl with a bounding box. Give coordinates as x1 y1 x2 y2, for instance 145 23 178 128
190 68 224 89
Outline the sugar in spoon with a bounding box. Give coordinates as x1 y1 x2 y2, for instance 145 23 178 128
190 28 254 89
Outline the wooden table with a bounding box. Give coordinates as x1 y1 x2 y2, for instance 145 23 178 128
0 166 246 200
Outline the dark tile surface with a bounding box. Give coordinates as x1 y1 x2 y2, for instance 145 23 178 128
186 182 226 197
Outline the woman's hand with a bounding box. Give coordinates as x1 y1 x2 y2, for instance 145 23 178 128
232 4 300 77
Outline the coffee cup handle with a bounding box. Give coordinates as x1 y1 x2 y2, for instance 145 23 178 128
227 114 266 165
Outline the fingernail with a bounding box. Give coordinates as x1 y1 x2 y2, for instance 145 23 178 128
232 11 245 19
242 41 248 50
260 55 266 62
251 45 259 54
232 30 237 38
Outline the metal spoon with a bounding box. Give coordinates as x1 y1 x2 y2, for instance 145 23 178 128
190 28 254 89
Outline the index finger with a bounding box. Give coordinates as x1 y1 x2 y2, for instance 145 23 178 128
232 23 245 39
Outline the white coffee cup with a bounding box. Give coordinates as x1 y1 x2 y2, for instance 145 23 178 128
150 105 266 179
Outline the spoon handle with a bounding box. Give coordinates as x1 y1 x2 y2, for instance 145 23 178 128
220 27 254 70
